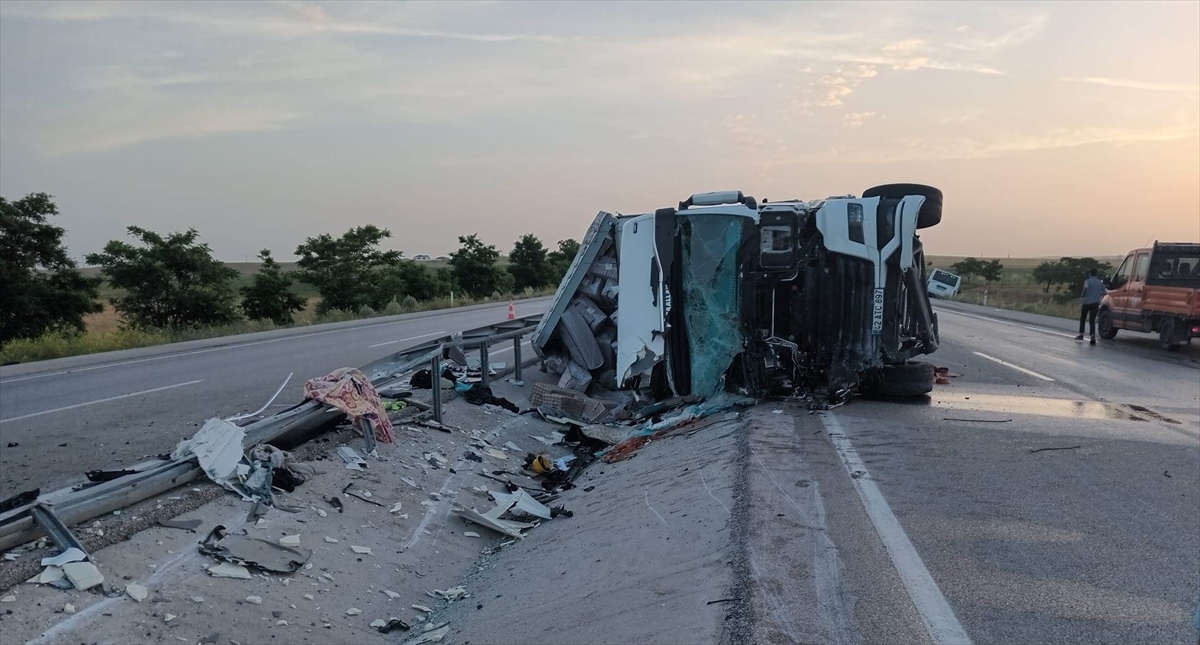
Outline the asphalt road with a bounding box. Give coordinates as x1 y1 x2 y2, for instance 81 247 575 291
1 296 1197 644
0 298 552 497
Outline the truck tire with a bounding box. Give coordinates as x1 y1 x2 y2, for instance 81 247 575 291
862 183 942 229
1158 318 1181 351
1098 308 1118 339
868 361 936 397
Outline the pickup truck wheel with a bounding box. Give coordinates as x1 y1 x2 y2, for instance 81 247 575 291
1098 309 1118 339
862 183 942 229
1158 319 1181 351
867 361 935 397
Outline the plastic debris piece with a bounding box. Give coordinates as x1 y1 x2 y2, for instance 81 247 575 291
207 563 252 579
377 617 411 633
351 545 373 555
382 590 401 600
62 561 104 590
172 418 245 485
463 532 480 538
276 620 288 626
245 596 262 605
279 535 301 548
41 547 87 567
346 607 362 616
490 489 553 520
126 583 149 603
324 537 338 544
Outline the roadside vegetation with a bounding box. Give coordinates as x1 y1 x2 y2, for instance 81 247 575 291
0 192 571 364
929 255 1116 319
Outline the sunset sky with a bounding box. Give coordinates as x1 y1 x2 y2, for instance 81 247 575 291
1 1 1197 262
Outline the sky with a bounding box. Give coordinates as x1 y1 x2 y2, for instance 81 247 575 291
1 1 1197 262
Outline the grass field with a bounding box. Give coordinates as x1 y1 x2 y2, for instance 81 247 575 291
925 255 1122 319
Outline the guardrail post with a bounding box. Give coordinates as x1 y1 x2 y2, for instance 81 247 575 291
512 335 524 386
430 353 442 424
479 342 490 388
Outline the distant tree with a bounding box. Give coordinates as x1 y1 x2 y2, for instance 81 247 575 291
240 250 306 325
294 226 403 313
87 227 240 329
1055 257 1113 296
950 257 985 284
449 234 503 298
547 238 581 283
1032 260 1059 293
979 259 1003 286
508 234 550 291
373 259 438 304
0 193 102 345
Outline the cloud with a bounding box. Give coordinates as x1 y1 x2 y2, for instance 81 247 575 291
1059 77 1200 94
843 111 876 127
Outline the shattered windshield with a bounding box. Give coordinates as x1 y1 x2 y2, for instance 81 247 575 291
678 215 745 397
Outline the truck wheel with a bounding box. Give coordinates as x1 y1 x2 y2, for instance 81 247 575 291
1098 309 1118 339
1158 319 1181 351
868 361 935 397
862 183 942 229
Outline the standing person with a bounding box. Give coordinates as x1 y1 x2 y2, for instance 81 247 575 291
1076 268 1106 345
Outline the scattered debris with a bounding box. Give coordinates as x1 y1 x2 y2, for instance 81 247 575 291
411 604 432 613
0 595 15 603
207 562 252 579
351 545 374 555
407 624 450 644
163 613 176 623
343 483 385 506
401 477 420 488
346 607 362 616
432 586 467 601
390 502 404 514
463 532 480 538
1029 445 1082 453
383 590 401 599
491 489 552 520
158 518 203 532
376 617 411 633
64 603 76 614
62 561 104 590
0 488 39 514
254 518 269 530
41 547 87 567
28 565 70 589
485 448 508 461
370 619 388 628
190 596 204 603
200 525 312 574
336 446 369 471
126 583 149 603
245 595 263 605
305 367 396 443
324 537 339 544
328 497 345 513
279 535 301 548
504 441 522 452
706 597 737 605
275 620 289 626
173 418 246 488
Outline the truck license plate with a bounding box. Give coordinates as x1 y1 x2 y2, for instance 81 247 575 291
872 288 884 334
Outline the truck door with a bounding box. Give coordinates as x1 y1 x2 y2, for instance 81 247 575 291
1107 254 1134 326
1124 251 1152 329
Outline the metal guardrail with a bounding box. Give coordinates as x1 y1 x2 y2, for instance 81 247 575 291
0 313 544 552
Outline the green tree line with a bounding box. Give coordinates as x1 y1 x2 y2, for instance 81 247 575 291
1 192 577 347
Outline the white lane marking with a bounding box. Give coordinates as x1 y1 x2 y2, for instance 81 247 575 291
819 412 973 645
936 307 1076 339
972 351 1056 382
0 301 541 385
644 490 669 527
0 380 203 424
367 331 445 348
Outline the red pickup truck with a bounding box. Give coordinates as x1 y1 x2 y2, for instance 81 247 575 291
1098 242 1200 349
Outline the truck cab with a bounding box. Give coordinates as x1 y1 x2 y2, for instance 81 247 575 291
1099 242 1200 349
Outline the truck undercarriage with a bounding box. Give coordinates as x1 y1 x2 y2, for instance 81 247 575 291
534 187 944 405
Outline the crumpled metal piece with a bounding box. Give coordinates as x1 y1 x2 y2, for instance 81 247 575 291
198 524 311 574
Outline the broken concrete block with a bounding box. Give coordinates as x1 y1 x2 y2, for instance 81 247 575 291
41 547 86 567
278 535 301 548
346 607 362 616
125 583 149 603
324 536 338 544
350 545 373 555
64 603 75 614
28 565 66 586
62 561 104 590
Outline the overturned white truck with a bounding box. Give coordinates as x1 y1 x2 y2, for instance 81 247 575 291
533 185 943 403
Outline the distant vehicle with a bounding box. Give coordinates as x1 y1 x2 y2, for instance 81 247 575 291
927 269 961 298
1098 242 1200 350
413 254 432 261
